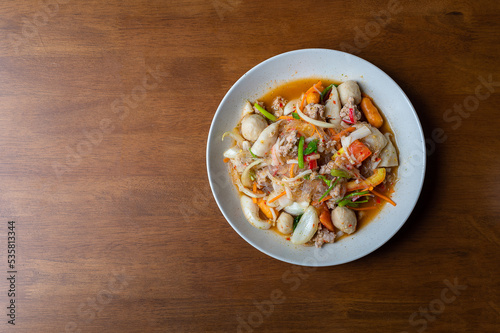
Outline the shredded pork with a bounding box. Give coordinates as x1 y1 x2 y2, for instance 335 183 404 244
340 97 362 124
303 103 326 121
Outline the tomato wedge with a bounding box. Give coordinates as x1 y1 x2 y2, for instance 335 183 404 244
349 140 371 163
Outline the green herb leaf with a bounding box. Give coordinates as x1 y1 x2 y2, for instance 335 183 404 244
320 83 334 103
337 198 350 207
317 175 331 187
337 195 369 207
330 169 351 178
298 136 305 169
318 178 339 202
304 139 319 155
292 112 300 120
254 103 277 122
342 190 370 200
293 215 302 231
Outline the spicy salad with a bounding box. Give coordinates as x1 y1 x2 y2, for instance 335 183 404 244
222 79 398 247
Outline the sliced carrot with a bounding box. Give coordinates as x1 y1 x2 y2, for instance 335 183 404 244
223 157 230 163
257 198 274 219
319 203 334 232
298 81 324 111
333 126 356 141
278 116 294 120
268 191 286 203
327 128 337 137
289 164 295 178
312 125 323 140
305 81 323 95
252 183 258 203
299 94 306 111
311 195 332 206
370 188 397 206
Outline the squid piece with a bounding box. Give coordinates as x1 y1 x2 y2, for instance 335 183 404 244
240 195 272 230
324 85 342 128
360 123 388 152
379 139 398 167
250 122 279 157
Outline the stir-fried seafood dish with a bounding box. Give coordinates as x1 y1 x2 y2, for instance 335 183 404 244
223 79 398 247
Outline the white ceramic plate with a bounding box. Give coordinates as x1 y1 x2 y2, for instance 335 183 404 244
206 49 425 266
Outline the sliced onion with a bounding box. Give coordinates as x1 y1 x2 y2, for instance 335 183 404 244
242 100 254 117
241 159 264 188
270 205 277 222
282 169 312 182
341 135 352 149
349 125 371 142
341 136 358 165
277 195 293 209
305 154 320 161
240 195 271 230
296 101 336 128
267 171 298 187
284 98 299 115
266 189 282 208
235 178 266 198
284 201 309 215
305 136 316 143
222 128 244 146
290 206 319 244
223 147 241 159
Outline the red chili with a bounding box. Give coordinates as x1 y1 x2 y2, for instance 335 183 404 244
309 160 317 169
349 108 355 123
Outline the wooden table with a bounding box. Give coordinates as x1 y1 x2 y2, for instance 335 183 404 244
0 0 498 332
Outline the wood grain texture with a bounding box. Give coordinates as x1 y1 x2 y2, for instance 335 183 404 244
0 0 498 332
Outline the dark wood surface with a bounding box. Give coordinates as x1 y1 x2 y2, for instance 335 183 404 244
0 0 498 332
